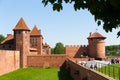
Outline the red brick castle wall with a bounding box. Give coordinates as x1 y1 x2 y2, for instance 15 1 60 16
65 32 106 59
0 50 20 75
65 45 88 58
27 54 67 67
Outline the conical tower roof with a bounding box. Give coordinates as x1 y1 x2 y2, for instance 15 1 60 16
30 25 41 36
88 32 106 39
13 18 30 31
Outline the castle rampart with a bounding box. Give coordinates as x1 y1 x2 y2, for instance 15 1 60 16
0 50 20 75
27 54 67 68
65 45 88 58
66 58 114 80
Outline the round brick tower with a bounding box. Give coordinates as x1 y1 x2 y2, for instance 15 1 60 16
87 32 106 59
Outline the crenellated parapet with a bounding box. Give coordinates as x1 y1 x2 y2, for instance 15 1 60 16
65 45 88 48
65 45 88 58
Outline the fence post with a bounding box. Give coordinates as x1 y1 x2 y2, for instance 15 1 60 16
118 67 120 80
105 65 106 75
108 64 110 77
101 63 103 73
113 66 115 79
99 63 100 72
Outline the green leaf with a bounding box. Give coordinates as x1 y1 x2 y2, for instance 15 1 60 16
53 3 63 11
58 0 62 3
64 0 69 3
49 0 56 4
117 31 120 38
42 0 48 6
0 34 5 43
42 0 120 36
97 21 101 26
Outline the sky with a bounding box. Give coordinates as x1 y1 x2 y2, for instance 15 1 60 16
0 0 120 47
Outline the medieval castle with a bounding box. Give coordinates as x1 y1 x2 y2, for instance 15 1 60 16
0 18 51 67
66 32 106 59
0 18 106 68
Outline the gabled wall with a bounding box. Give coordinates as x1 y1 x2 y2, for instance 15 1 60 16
30 36 43 55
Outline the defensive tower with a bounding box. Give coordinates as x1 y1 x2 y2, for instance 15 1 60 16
13 18 30 68
30 25 43 54
87 32 106 59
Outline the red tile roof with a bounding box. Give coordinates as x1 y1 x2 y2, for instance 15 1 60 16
88 32 106 39
13 18 30 31
30 25 41 36
1 34 14 44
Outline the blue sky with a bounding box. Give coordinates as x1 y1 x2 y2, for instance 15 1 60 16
0 0 120 47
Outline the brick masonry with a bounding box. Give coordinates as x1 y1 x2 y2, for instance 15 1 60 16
0 50 20 75
0 18 51 68
0 18 109 79
0 50 115 80
27 54 67 68
65 58 114 80
65 45 88 58
65 32 106 59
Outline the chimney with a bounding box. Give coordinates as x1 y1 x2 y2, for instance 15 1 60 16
7 34 11 37
89 32 92 37
39 29 41 35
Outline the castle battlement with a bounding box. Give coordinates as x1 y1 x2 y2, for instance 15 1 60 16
66 45 87 48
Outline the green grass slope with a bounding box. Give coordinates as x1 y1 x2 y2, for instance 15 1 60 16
0 68 72 80
97 64 120 80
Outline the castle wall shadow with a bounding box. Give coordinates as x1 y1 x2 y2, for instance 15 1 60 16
58 61 73 80
65 58 114 80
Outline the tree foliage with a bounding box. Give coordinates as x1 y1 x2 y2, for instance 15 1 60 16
0 34 5 43
106 44 120 55
54 42 65 54
42 0 120 37
51 48 54 54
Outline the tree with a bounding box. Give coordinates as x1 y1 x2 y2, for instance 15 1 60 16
0 34 5 43
54 42 65 54
51 48 54 54
106 44 120 55
42 0 120 37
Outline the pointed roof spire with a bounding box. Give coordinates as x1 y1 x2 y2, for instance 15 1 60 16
30 25 41 36
13 18 30 31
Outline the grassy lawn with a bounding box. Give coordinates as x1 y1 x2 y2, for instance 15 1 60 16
97 64 120 80
0 68 72 80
